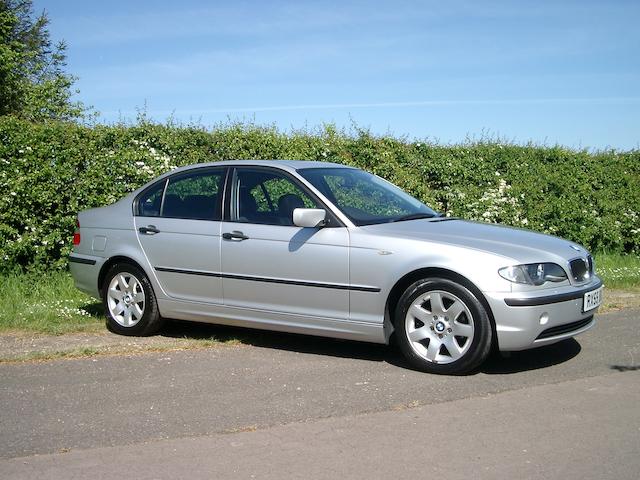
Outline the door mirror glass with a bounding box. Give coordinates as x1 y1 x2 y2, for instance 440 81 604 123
293 208 326 228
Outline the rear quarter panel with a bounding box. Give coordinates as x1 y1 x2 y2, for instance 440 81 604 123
73 194 156 299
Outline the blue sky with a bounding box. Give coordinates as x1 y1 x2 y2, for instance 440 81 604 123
37 0 640 149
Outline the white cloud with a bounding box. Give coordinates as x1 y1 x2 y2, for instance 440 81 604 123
100 96 640 117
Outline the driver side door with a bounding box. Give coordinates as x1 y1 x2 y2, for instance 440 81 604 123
220 166 350 321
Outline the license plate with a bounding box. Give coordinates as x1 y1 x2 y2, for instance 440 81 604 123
583 286 603 312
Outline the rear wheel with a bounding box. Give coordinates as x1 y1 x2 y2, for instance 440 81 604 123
395 277 492 374
102 263 163 336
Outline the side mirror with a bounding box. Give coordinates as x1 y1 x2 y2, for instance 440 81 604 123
293 208 326 228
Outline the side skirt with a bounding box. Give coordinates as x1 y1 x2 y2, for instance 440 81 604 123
157 299 388 344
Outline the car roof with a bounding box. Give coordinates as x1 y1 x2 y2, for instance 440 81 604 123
171 159 351 175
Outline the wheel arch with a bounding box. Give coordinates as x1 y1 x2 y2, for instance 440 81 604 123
384 267 497 348
98 256 149 293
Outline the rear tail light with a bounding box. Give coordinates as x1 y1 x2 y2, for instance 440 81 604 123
73 219 81 246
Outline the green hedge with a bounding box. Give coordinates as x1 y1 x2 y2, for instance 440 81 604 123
1 116 638 272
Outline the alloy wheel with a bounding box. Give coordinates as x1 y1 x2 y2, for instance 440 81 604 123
106 272 146 327
404 290 475 364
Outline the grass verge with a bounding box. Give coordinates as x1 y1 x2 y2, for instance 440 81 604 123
0 338 239 364
0 271 103 334
593 253 640 289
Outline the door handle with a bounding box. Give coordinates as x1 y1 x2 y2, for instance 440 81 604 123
139 225 160 235
222 230 249 241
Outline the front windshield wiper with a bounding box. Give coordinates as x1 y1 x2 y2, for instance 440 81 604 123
431 215 458 222
389 213 437 223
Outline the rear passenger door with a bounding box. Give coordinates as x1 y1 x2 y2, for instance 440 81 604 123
135 167 226 304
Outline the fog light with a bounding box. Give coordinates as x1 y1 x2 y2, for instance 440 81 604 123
539 313 549 325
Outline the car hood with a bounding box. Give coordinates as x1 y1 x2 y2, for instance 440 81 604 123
358 219 587 264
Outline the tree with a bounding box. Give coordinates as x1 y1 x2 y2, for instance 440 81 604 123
0 0 87 121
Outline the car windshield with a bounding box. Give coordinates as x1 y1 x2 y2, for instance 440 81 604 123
298 167 437 226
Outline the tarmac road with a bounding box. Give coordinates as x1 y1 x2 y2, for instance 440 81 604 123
1 308 639 479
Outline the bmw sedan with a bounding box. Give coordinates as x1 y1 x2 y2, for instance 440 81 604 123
70 160 603 374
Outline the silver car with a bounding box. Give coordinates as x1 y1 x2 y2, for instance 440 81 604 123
70 160 603 374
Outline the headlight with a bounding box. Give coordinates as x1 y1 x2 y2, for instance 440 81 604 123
499 263 567 286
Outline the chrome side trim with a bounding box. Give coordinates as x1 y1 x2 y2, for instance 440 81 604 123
69 255 97 265
154 266 381 293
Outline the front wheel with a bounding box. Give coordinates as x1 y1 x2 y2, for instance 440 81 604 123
395 277 493 374
102 263 164 336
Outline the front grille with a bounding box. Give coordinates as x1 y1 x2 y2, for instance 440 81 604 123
536 316 593 340
569 256 592 282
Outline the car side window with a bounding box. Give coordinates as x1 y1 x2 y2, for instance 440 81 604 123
138 181 165 217
234 169 317 226
161 169 225 220
136 169 225 221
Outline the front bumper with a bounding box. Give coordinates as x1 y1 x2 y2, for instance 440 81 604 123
484 277 602 351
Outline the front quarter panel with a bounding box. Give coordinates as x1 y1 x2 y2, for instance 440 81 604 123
348 229 513 325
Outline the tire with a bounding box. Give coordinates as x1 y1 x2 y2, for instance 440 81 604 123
102 263 164 336
395 277 493 374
